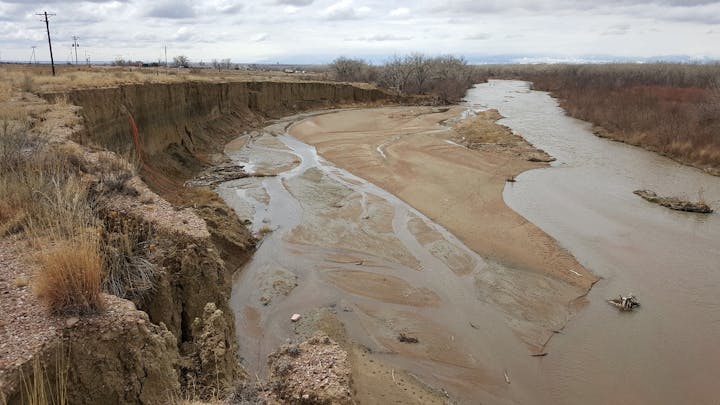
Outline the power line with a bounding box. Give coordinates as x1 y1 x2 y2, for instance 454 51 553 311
72 36 79 65
36 11 56 76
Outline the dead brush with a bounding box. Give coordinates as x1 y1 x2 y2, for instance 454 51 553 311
33 236 104 315
0 80 12 102
100 215 157 303
91 152 142 197
20 75 35 93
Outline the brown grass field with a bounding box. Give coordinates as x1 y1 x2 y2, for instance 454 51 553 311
0 63 328 94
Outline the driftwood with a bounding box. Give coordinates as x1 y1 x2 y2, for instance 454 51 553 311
608 294 640 311
397 333 419 343
185 163 248 187
634 190 713 214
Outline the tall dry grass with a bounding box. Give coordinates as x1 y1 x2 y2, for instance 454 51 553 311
34 238 104 315
0 105 104 313
0 80 12 102
474 63 720 172
20 348 68 405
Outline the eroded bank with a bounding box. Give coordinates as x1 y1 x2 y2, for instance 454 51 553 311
2 80 396 404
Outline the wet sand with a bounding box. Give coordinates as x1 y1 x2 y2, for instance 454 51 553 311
289 107 595 290
224 107 598 404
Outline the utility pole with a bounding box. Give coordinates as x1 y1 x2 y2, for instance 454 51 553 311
30 46 37 64
71 36 79 65
37 11 56 76
164 45 168 75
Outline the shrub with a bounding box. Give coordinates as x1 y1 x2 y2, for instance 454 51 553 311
21 75 35 93
101 216 157 303
34 238 104 314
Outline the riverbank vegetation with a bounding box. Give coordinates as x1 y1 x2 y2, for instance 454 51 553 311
329 54 474 103
475 63 720 174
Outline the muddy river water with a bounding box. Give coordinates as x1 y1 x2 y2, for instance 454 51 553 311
474 80 720 404
222 81 720 404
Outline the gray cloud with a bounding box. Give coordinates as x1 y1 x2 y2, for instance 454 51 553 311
347 34 413 41
436 0 720 20
1 0 127 3
251 32 269 42
322 0 371 20
465 33 491 40
274 0 314 5
0 0 717 63
602 23 632 35
146 1 196 19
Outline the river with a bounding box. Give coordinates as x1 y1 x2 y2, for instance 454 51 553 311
223 81 720 404
471 80 720 404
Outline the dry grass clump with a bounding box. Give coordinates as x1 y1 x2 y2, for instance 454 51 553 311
101 215 157 303
476 63 720 172
0 80 12 102
453 110 514 144
34 238 104 315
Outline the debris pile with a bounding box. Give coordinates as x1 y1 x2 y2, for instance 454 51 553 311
185 163 248 187
397 333 419 343
266 333 352 404
634 190 713 214
608 294 640 311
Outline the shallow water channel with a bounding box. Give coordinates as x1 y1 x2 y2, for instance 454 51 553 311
471 80 720 404
220 114 583 404
221 81 720 404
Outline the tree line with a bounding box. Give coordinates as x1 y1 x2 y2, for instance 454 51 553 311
475 63 720 172
329 54 475 104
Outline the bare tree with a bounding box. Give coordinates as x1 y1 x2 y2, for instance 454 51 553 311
408 53 431 94
330 57 367 82
379 55 414 95
173 55 190 68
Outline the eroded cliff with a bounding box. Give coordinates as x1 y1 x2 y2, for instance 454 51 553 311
0 80 394 404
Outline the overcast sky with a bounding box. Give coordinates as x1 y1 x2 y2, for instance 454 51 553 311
1 0 719 64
